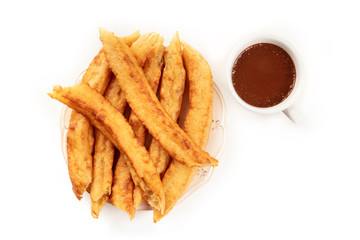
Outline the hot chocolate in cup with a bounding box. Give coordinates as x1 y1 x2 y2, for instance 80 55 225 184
227 35 304 123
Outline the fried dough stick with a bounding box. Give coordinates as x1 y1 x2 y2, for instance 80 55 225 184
99 28 218 168
102 76 136 219
127 35 163 147
124 38 165 208
111 36 164 215
67 31 139 200
153 42 213 222
148 32 186 176
111 154 135 218
130 33 160 67
91 34 160 218
66 49 111 200
48 83 166 213
90 130 114 218
90 76 128 218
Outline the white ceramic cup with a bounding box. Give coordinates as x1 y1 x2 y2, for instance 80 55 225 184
227 35 304 123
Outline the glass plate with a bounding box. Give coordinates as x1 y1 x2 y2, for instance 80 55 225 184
60 71 227 210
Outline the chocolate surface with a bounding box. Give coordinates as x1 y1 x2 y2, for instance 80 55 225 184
232 43 296 108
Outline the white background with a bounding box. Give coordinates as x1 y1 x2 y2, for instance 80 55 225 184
1 0 359 239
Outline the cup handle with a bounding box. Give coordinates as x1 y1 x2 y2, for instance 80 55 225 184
282 104 302 124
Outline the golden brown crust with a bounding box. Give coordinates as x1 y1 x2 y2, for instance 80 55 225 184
149 32 186 175
48 83 165 213
159 32 186 121
83 30 140 93
111 155 136 220
67 48 112 200
130 33 160 67
66 32 139 200
153 42 214 222
143 37 165 92
120 30 141 47
148 140 169 177
88 32 140 216
117 37 165 209
128 36 165 151
132 186 143 208
67 110 94 200
104 75 128 112
81 49 113 94
91 194 110 219
182 42 213 147
99 28 218 168
90 130 114 218
93 75 128 217
104 75 135 219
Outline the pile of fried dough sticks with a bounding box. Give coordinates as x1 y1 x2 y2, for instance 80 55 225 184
48 28 218 222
